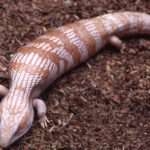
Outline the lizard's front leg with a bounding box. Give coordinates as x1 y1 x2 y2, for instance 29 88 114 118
33 98 50 128
0 84 8 97
0 55 10 97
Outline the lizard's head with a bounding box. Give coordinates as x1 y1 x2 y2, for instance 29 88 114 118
0 95 34 148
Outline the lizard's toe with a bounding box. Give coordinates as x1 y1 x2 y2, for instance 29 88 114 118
39 115 50 128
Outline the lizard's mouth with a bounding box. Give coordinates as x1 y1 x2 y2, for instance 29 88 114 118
0 133 13 148
0 109 34 148
0 124 32 148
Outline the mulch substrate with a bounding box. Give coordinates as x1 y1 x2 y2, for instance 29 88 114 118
0 0 150 150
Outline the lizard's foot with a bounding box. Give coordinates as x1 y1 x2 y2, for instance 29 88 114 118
40 115 50 128
33 98 50 128
109 36 123 49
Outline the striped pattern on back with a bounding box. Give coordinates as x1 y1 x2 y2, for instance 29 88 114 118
0 12 150 148
8 12 150 101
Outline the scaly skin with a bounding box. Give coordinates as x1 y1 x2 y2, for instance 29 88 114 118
0 11 149 147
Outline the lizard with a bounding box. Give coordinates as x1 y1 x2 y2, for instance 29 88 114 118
0 11 149 147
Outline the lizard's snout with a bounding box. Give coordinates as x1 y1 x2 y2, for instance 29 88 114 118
0 126 16 148
0 127 20 148
0 141 9 148
0 134 11 148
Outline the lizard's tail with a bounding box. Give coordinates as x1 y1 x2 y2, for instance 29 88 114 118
93 11 150 50
16 12 150 76
60 12 150 62
96 12 150 36
87 12 150 50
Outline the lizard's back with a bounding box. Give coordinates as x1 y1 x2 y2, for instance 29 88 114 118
9 12 150 95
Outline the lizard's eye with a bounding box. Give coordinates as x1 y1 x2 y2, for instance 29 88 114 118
15 112 33 138
13 120 31 140
14 127 24 138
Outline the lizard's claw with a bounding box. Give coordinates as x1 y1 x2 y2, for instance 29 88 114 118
40 115 50 128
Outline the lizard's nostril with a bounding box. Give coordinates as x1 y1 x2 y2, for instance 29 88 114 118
0 140 8 148
0 132 11 148
0 139 12 148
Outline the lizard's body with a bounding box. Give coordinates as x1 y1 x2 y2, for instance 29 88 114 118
0 11 149 147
